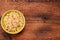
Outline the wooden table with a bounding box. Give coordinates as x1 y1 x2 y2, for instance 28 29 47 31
0 0 60 40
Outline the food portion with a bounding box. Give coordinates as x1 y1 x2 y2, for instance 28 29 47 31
1 10 25 34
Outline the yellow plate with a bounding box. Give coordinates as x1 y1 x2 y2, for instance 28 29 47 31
1 10 25 34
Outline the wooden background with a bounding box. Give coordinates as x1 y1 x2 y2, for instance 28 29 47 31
0 0 60 40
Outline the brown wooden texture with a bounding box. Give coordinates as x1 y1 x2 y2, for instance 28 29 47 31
0 0 60 40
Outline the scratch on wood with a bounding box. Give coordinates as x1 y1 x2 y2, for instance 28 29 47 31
11 0 18 2
27 0 60 2
35 26 52 36
37 13 53 23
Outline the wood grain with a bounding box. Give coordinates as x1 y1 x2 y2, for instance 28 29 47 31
0 0 60 40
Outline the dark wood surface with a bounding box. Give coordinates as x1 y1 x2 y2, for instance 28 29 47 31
0 0 60 40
